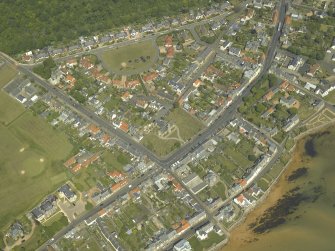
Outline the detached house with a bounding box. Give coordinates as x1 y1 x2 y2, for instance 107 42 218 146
31 195 58 222
280 96 299 108
283 114 299 132
288 57 303 71
58 184 77 203
228 47 242 57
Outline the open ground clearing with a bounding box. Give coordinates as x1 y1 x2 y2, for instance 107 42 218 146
325 91 335 104
0 111 72 231
142 108 205 156
97 40 159 75
167 108 205 141
142 132 181 157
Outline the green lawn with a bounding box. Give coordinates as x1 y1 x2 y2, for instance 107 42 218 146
0 112 72 231
189 232 225 251
257 178 270 191
141 132 180 156
325 91 335 104
167 108 205 141
97 40 158 75
102 149 131 172
14 213 68 251
224 147 252 169
212 182 227 200
0 64 17 87
0 90 25 125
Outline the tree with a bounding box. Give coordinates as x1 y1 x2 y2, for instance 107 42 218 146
0 0 213 55
248 154 256 161
256 103 266 113
267 74 277 87
32 57 56 79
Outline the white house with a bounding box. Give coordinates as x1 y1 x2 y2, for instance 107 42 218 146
196 222 214 240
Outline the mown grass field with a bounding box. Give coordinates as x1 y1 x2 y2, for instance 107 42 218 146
0 110 73 231
325 91 335 104
167 108 205 141
141 132 180 156
141 108 204 156
97 40 158 75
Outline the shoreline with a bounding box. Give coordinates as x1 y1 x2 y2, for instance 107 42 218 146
219 122 335 251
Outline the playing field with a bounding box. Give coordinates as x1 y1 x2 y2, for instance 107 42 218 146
0 60 73 240
0 110 73 230
97 40 159 75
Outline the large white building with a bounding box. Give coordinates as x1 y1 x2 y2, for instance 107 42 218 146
173 239 192 251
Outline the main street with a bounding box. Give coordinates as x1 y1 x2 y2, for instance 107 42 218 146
0 0 287 249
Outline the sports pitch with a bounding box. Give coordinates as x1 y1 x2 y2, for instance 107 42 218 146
97 40 159 75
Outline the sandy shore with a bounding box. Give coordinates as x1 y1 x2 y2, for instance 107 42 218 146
221 138 308 251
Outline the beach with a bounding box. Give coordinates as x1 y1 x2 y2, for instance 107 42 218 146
222 125 335 251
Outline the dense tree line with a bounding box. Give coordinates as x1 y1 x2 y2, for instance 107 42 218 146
0 0 221 55
32 57 56 79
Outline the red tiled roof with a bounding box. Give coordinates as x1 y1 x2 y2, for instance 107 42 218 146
90 67 102 78
172 180 183 192
236 194 245 203
119 121 129 133
108 170 125 179
165 35 173 47
176 220 190 233
71 163 82 173
80 57 94 70
131 187 140 193
280 80 289 90
97 75 111 84
98 208 106 216
101 134 111 144
166 47 175 58
111 179 128 192
243 56 256 64
65 75 76 84
88 124 101 135
64 156 76 168
193 79 202 87
239 179 247 187
143 72 158 82
126 80 140 89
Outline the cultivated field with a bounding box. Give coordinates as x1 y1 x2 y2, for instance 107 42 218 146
0 111 73 231
97 40 159 75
